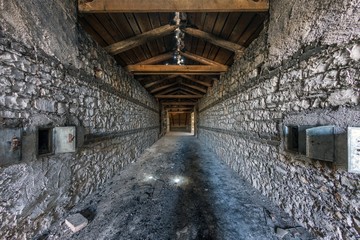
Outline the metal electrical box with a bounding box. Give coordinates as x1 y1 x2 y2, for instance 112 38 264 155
306 126 335 162
0 128 22 165
348 127 360 173
54 127 76 154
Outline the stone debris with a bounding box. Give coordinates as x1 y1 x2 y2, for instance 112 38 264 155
276 227 289 239
65 213 89 233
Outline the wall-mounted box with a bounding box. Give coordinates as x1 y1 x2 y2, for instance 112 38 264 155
37 126 76 156
306 126 335 162
348 127 360 173
284 125 314 154
54 126 76 153
0 128 22 165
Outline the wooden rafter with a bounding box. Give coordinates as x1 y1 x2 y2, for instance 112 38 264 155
135 52 173 65
183 28 245 53
105 24 177 55
181 83 207 93
150 82 179 94
179 51 227 67
168 111 192 114
144 75 178 88
155 95 203 99
126 65 227 75
78 0 269 13
178 87 202 96
180 75 212 87
165 108 193 111
156 87 180 95
161 102 197 106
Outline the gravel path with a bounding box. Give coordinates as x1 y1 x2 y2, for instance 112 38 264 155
49 133 315 240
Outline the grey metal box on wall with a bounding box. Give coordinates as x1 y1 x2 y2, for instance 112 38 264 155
348 127 360 173
54 126 76 154
306 126 335 162
0 128 22 166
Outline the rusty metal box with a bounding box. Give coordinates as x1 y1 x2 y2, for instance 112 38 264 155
54 126 76 154
0 128 22 165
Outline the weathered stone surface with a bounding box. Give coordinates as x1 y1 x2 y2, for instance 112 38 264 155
0 1 160 239
65 213 88 233
197 0 360 239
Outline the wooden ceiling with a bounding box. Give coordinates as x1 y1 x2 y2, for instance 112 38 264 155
78 0 269 112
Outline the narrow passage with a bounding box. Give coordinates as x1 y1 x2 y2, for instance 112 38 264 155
51 133 314 240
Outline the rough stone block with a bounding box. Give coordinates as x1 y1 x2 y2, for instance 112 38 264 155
65 213 88 233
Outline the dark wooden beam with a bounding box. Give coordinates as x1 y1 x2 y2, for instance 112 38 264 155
135 52 173 65
156 87 180 95
150 82 179 94
161 102 197 106
183 28 245 53
179 52 227 67
105 24 177 55
155 95 202 99
178 87 202 96
78 0 269 13
144 75 178 88
181 83 207 93
126 65 228 75
168 111 192 114
180 75 212 87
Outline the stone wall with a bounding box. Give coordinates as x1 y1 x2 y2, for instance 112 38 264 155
198 0 360 239
0 1 160 239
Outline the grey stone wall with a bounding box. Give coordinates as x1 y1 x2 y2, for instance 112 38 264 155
198 0 360 239
0 1 160 239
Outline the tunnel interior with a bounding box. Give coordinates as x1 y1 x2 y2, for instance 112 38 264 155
0 0 360 239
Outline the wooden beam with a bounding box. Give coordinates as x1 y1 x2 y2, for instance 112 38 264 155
181 83 207 93
161 102 197 106
156 87 180 95
155 95 203 99
165 108 193 111
183 28 245 53
136 52 173 65
144 75 178 88
126 65 228 75
150 82 179 94
179 87 202 96
168 111 192 114
78 0 269 13
105 24 177 55
179 52 227 67
180 75 212 87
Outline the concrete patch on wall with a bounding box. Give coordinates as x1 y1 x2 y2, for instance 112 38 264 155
198 0 360 239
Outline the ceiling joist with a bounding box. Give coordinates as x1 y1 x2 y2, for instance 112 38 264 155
150 82 179 94
78 0 269 13
183 28 245 53
105 24 177 55
181 83 207 93
126 65 227 75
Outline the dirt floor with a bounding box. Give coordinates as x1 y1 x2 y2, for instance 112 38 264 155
48 133 315 240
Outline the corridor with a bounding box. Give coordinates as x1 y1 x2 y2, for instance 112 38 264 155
49 134 313 240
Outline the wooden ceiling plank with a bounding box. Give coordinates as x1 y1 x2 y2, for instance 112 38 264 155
183 28 245 53
105 24 177 55
179 51 225 66
135 52 173 65
126 65 227 75
180 74 212 87
79 0 270 13
181 83 207 93
155 95 203 99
